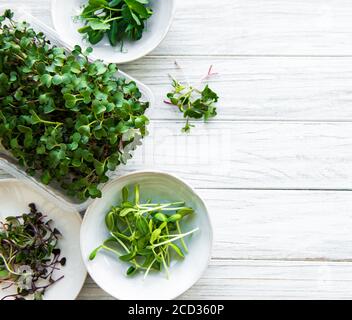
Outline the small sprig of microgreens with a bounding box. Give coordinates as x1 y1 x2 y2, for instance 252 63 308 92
164 64 219 133
0 203 66 300
89 185 199 279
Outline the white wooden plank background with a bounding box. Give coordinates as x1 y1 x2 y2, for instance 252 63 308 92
3 0 352 300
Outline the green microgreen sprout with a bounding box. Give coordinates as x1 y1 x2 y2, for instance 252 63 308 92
0 203 66 300
77 0 153 48
89 185 199 279
0 10 149 201
165 65 219 133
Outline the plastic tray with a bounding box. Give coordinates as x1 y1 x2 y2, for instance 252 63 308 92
0 8 154 212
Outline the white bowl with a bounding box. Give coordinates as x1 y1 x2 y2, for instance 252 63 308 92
51 0 176 64
0 179 87 300
80 171 213 300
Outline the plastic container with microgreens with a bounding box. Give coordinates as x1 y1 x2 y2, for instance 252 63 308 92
0 8 154 212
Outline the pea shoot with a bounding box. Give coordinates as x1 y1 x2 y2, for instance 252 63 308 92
77 0 153 47
89 185 199 278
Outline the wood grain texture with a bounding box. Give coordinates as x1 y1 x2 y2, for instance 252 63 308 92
73 188 352 299
6 0 352 56
79 260 352 300
2 0 352 300
151 0 352 56
122 56 352 121
115 121 352 190
199 189 352 261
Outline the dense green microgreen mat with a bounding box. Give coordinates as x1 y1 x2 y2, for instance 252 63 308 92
0 10 149 200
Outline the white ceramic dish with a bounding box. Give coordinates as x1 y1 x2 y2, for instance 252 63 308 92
51 0 176 64
0 179 87 300
80 171 213 300
0 7 154 212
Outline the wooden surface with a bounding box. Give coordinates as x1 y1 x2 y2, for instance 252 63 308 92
3 0 352 300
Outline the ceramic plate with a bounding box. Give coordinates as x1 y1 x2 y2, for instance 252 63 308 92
81 171 213 300
0 179 86 300
51 0 176 64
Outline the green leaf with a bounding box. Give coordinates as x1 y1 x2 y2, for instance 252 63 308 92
122 186 129 202
78 125 91 136
107 20 119 46
125 0 150 18
88 30 105 45
107 154 120 171
36 145 46 155
63 93 77 108
109 0 122 6
177 208 194 217
169 243 185 258
126 266 137 276
105 210 115 231
93 159 105 176
0 269 9 278
93 101 106 114
89 0 108 7
131 11 141 25
89 246 102 260
52 74 63 85
119 249 136 262
150 228 161 244
134 115 149 128
119 207 135 217
136 216 149 235
72 132 81 143
10 137 19 149
88 185 102 198
154 213 168 223
40 74 52 88
18 125 33 148
88 19 111 31
41 170 52 185
72 158 82 167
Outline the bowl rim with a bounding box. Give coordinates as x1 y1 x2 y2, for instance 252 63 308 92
80 169 214 300
50 0 177 64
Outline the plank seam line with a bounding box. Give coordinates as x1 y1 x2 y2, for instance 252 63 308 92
211 258 352 263
146 54 352 58
194 188 352 192
148 119 352 123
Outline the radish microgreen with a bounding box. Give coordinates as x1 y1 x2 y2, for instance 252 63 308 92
0 10 149 200
165 76 219 133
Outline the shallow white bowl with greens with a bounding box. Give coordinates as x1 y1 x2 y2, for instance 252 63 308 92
51 0 176 64
80 171 213 300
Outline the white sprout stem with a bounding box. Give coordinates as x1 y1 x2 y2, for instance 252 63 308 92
143 258 157 280
139 202 185 215
174 60 191 86
0 254 22 276
102 245 122 257
151 228 199 248
110 233 130 253
161 252 170 279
